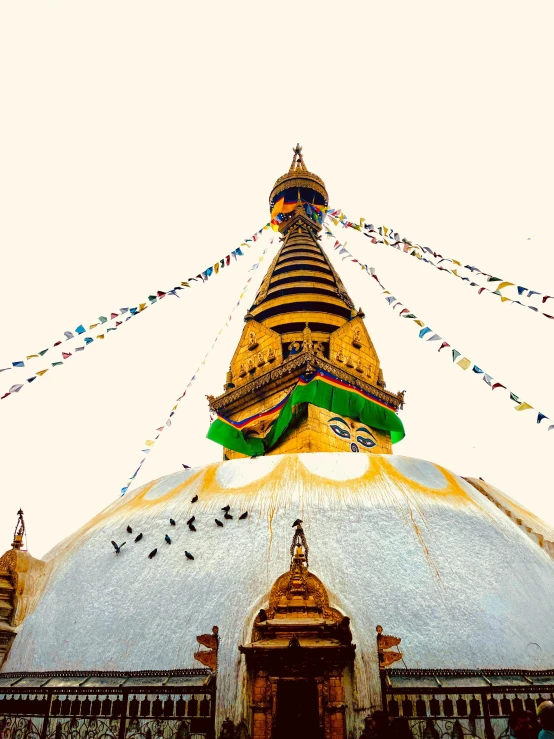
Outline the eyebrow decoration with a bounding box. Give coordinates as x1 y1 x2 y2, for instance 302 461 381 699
329 417 349 426
356 426 376 438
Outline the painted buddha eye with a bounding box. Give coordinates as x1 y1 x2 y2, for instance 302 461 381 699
356 427 377 448
330 424 350 439
328 417 351 439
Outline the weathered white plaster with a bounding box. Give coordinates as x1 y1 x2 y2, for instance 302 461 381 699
3 453 554 734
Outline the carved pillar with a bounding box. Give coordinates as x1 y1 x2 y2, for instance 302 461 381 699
325 671 347 739
251 672 272 739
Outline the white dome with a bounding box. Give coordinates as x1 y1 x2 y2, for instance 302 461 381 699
4 453 554 725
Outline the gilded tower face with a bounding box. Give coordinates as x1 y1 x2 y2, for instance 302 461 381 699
327 416 377 453
308 406 392 455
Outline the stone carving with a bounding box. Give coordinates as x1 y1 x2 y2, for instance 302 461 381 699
356 357 364 373
194 625 219 671
336 349 344 363
247 358 255 373
267 347 276 363
346 355 354 368
313 341 325 358
352 328 362 348
209 353 403 414
239 364 246 378
257 351 265 367
302 324 313 352
247 331 258 350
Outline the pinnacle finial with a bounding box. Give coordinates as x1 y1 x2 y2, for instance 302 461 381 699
12 509 25 550
289 143 307 173
290 521 309 568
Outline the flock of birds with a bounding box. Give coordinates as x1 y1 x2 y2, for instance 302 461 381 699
110 495 250 560
110 500 303 562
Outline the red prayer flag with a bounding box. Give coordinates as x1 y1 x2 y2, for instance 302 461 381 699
62 352 72 359
492 383 506 391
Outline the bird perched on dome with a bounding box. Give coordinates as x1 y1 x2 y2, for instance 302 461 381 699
148 548 157 559
165 534 171 544
126 526 132 534
134 533 143 542
215 519 224 527
170 518 176 526
292 519 303 527
239 512 248 520
191 495 198 503
185 551 194 560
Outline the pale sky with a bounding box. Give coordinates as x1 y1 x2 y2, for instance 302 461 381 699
1 1 553 558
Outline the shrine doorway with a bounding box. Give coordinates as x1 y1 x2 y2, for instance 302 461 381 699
275 679 320 739
239 523 355 739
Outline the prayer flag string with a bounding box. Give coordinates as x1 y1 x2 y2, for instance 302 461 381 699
120 244 271 495
323 228 554 433
326 211 554 321
1 222 272 401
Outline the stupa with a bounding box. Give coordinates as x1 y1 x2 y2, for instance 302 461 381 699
1 147 553 739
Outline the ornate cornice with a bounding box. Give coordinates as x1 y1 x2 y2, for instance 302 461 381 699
208 351 404 415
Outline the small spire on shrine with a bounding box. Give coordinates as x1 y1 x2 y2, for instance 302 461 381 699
289 143 308 173
290 521 309 568
11 509 26 551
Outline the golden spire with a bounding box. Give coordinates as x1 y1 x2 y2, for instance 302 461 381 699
289 143 307 173
11 509 25 551
206 148 405 460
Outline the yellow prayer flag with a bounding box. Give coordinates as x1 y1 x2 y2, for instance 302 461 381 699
97 334 105 339
453 260 461 266
172 405 178 411
383 226 389 236
263 225 269 230
498 281 515 291
139 303 147 311
383 291 391 296
36 369 48 376
89 323 98 329
414 320 425 327
145 440 155 446
500 296 511 302
359 217 365 228
457 357 471 370
332 218 338 226
181 281 190 287
26 354 39 359
514 402 532 411
214 263 220 274
384 239 389 246
452 269 458 276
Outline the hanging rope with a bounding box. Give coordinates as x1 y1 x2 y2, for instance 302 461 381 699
120 244 272 495
1 223 272 401
323 228 554 433
326 211 554 321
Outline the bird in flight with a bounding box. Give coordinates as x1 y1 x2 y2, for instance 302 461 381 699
111 540 126 554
